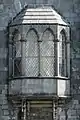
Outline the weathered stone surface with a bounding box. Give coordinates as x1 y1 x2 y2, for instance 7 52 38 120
2 105 8 110
3 110 9 116
0 0 80 120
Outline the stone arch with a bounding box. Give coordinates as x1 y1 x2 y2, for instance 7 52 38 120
42 28 54 41
26 28 39 41
60 29 67 42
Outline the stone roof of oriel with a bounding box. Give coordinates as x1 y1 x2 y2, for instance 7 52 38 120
10 5 69 26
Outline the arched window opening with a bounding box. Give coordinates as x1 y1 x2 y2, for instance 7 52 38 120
59 30 67 77
13 31 22 76
40 29 54 77
25 29 39 77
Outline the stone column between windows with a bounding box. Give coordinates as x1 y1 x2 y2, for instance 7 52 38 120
23 100 27 120
54 32 58 76
54 40 58 76
27 101 30 120
53 100 56 120
21 38 26 76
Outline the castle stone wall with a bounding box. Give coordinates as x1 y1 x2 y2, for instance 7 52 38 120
0 0 80 120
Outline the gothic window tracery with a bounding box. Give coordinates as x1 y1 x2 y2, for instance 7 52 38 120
59 30 67 77
10 28 69 78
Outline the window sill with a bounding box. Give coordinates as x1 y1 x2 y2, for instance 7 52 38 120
8 75 70 81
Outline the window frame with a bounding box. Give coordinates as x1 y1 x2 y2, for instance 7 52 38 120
12 30 22 77
59 30 68 77
40 28 55 77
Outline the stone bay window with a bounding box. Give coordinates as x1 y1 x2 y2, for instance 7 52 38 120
8 5 70 120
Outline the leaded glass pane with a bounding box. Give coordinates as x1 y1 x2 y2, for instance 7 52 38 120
40 41 54 56
25 41 38 57
40 57 54 76
25 29 39 76
14 41 21 58
40 29 54 77
25 58 39 76
13 41 21 76
12 32 22 77
14 57 22 76
59 32 67 77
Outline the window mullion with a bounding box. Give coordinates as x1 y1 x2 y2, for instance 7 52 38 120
38 41 41 76
21 40 24 76
65 43 68 77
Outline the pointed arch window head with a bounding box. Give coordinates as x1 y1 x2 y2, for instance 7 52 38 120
26 29 38 41
42 29 54 41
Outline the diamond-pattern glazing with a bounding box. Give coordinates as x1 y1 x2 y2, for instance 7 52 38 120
40 29 54 76
25 29 39 76
40 57 54 76
40 41 54 56
25 58 39 76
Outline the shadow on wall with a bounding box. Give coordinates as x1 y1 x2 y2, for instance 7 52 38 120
0 30 8 84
